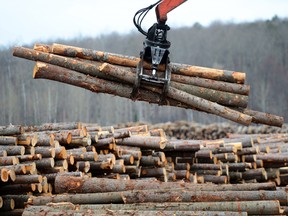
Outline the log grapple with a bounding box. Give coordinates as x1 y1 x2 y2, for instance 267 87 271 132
132 0 187 103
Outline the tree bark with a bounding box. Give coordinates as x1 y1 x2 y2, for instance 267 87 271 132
54 176 277 194
23 206 248 216
68 201 282 215
121 189 288 205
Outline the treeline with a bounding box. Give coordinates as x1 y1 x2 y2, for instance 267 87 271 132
0 16 287 126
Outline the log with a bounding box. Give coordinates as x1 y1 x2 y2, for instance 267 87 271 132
23 206 248 216
49 43 246 83
121 189 288 205
34 158 54 169
202 175 228 184
54 176 276 194
0 136 18 145
74 201 282 215
32 61 182 111
171 73 250 95
28 192 123 205
23 122 80 132
0 150 7 157
17 154 42 162
170 81 249 107
116 136 167 150
0 156 19 166
33 132 54 146
0 146 25 156
0 125 23 136
13 174 43 184
0 198 15 211
0 184 36 194
54 147 67 159
34 147 55 158
76 161 90 173
165 140 202 151
0 164 26 175
0 168 9 182
240 108 284 128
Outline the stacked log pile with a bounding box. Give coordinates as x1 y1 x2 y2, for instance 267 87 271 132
116 121 288 140
1 122 288 215
12 43 284 127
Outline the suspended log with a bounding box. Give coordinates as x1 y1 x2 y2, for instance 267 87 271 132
48 43 246 84
170 81 249 108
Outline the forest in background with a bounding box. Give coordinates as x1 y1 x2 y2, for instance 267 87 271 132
0 16 287 126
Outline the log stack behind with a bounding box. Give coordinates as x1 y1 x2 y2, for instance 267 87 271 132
0 122 288 215
12 43 284 127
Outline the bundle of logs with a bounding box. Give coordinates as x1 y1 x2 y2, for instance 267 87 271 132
1 122 288 215
12 43 284 127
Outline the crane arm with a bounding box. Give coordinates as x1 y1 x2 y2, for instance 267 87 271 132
156 0 187 23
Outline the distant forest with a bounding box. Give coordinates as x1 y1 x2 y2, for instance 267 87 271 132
0 16 287 126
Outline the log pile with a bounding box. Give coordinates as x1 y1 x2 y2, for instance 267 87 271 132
1 122 288 215
115 121 288 140
12 43 284 127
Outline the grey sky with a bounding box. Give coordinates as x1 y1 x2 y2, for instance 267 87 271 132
1 0 287 46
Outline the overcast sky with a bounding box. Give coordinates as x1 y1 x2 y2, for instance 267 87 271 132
1 0 287 47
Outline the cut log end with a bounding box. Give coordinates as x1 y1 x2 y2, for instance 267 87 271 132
33 62 47 79
0 168 9 182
